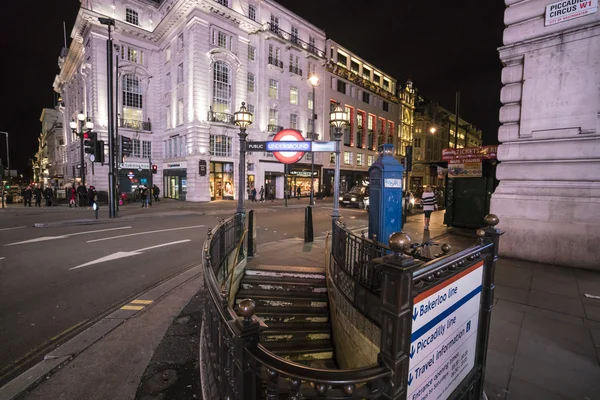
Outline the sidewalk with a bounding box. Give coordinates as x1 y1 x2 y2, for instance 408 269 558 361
3 214 599 400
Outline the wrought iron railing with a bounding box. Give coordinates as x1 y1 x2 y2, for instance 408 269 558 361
289 65 303 76
268 56 283 68
267 23 326 58
267 124 283 133
119 118 152 131
208 110 235 125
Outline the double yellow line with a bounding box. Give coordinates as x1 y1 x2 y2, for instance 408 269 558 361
120 299 153 311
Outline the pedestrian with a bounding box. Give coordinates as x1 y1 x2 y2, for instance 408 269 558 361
152 184 160 202
87 186 96 208
251 187 257 202
23 186 33 207
77 183 87 207
140 185 149 208
259 186 265 202
68 186 76 207
420 185 437 231
43 186 54 207
269 186 275 202
296 186 301 199
34 185 42 207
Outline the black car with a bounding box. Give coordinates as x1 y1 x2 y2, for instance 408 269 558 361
339 185 369 209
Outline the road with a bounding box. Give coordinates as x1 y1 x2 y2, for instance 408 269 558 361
0 201 370 384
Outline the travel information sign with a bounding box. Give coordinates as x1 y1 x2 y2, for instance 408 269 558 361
407 261 484 399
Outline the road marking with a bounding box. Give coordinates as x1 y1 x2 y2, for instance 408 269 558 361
121 305 144 311
0 226 26 232
4 226 133 246
70 239 192 270
86 225 205 243
0 257 4 260
131 299 153 305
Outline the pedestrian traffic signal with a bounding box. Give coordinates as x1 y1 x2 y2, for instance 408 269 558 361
95 140 105 164
152 165 158 174
121 136 132 157
84 131 97 155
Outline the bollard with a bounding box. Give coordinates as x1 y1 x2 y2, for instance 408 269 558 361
304 206 314 243
247 210 256 258
93 202 99 219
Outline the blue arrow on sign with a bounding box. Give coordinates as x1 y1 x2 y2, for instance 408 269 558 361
412 307 418 321
408 373 413 386
410 346 415 359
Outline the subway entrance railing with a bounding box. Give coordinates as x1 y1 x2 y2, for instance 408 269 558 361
200 212 502 399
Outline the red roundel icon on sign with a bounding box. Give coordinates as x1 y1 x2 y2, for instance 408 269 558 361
272 129 305 164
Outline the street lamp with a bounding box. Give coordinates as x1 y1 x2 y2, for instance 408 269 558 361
0 131 8 209
308 73 319 206
329 103 349 220
70 112 94 186
429 126 436 134
234 102 253 214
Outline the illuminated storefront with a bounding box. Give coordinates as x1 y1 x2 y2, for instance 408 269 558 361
209 162 234 200
163 162 187 200
286 165 321 197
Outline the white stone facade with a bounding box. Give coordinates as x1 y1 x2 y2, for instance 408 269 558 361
494 0 600 268
54 0 327 201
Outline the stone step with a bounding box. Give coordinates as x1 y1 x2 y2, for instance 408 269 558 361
262 322 331 331
263 340 334 362
244 265 325 281
237 289 327 302
294 358 338 370
261 328 331 343
241 275 327 294
235 295 329 312
258 312 330 325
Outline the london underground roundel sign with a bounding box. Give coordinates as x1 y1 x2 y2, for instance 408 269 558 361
272 129 305 164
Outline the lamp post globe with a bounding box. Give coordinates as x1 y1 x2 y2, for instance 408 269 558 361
234 102 253 214
329 103 349 220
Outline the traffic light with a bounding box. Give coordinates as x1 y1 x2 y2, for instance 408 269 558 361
121 136 132 157
84 131 97 155
95 140 105 164
152 165 158 174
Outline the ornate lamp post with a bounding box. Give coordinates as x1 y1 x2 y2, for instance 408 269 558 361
69 112 94 186
329 103 349 220
234 102 253 214
308 73 319 206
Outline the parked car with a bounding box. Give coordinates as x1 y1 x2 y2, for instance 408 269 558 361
339 185 369 209
364 192 413 213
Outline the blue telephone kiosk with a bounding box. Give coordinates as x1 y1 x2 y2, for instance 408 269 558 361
368 144 404 245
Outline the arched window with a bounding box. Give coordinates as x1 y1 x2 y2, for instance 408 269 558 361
122 74 143 122
212 61 231 114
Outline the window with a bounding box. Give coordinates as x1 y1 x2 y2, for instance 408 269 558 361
383 101 389 112
248 45 255 61
308 117 314 134
268 109 279 127
309 36 316 51
247 73 255 92
373 72 381 86
383 78 390 91
330 152 335 164
308 92 314 110
217 31 227 48
177 33 184 52
177 63 184 84
414 137 422 147
142 141 152 158
350 60 359 74
337 51 347 67
247 104 255 114
367 155 374 166
125 8 139 25
269 79 279 99
165 135 187 158
122 74 143 121
248 5 256 21
290 114 298 129
132 139 141 157
270 14 279 30
120 45 144 65
166 106 171 129
337 80 346 95
216 0 228 6
210 135 232 157
290 86 298 105
368 115 374 130
177 99 184 125
165 72 171 92
291 26 299 43
344 151 352 165
357 153 364 166
165 46 171 62
362 65 371 80
212 61 232 113
362 92 370 104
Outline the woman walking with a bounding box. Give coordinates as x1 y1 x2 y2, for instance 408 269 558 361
420 186 437 231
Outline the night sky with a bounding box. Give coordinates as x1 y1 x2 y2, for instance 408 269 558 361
0 0 505 174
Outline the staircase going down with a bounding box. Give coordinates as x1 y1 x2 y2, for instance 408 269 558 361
235 265 337 369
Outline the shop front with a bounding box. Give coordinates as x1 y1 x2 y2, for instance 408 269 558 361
118 161 151 196
286 164 321 197
209 161 234 201
163 162 187 201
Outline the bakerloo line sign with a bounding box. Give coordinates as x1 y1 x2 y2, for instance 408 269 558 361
246 129 336 164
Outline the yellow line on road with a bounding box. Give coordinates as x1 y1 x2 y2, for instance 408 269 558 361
131 299 153 305
121 305 144 311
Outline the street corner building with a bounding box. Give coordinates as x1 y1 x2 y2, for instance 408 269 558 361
494 0 600 268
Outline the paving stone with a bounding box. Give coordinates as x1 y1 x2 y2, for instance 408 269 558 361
496 299 583 326
533 264 576 284
590 328 600 362
506 378 571 400
527 289 585 318
575 268 600 283
484 381 508 400
485 349 514 388
495 264 532 291
495 285 529 304
585 305 600 322
530 277 580 299
488 308 522 356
